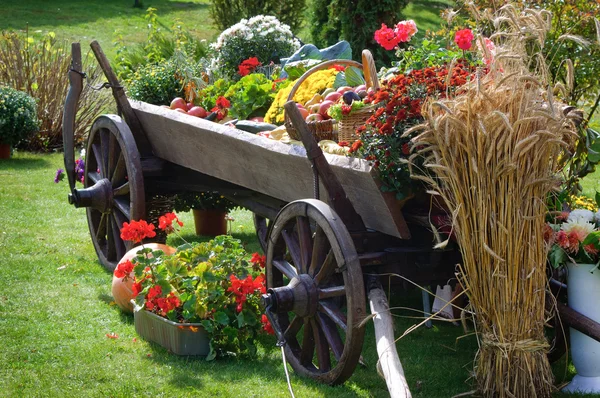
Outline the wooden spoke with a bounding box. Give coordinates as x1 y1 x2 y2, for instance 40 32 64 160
113 181 130 197
309 225 329 276
296 216 313 274
88 171 101 184
106 215 117 261
300 319 315 366
100 128 110 179
282 228 302 270
110 153 126 185
107 130 117 180
113 206 128 232
112 212 126 260
317 312 344 361
312 318 331 372
272 259 298 280
284 316 304 340
113 197 131 220
318 286 346 299
91 143 103 177
95 212 108 242
314 250 335 285
319 301 348 332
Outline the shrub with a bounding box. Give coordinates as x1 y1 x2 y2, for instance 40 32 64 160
113 7 209 81
309 0 410 66
210 0 306 33
209 15 301 80
127 60 184 105
0 31 111 152
0 87 39 147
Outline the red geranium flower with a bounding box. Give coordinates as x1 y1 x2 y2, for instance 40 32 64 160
349 139 363 153
114 259 134 279
238 57 261 76
261 314 275 335
454 28 474 50
158 212 183 233
374 23 401 50
250 252 266 269
120 219 156 243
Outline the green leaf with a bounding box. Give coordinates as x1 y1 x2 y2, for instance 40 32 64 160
201 320 214 334
213 311 229 325
595 191 600 209
583 231 600 246
586 127 600 163
242 309 257 326
549 245 567 269
205 340 216 361
223 326 238 341
333 72 347 89
237 311 246 328
345 66 365 87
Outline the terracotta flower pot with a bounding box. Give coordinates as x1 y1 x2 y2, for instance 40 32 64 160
0 144 11 159
111 243 176 313
192 209 228 236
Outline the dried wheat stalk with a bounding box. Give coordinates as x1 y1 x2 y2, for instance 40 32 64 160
410 5 578 397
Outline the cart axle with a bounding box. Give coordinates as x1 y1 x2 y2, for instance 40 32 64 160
68 178 113 213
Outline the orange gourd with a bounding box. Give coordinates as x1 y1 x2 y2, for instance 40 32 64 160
111 243 176 313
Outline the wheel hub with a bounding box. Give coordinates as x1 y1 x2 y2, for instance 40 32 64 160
68 178 114 213
267 274 318 318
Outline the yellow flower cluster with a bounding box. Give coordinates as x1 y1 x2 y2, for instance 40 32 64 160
264 68 338 124
569 194 597 211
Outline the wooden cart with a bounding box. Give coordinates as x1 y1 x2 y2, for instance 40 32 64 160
62 42 600 389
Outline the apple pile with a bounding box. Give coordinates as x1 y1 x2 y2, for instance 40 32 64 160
164 97 209 118
299 85 368 123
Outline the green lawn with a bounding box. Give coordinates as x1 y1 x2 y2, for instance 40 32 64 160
1 0 216 60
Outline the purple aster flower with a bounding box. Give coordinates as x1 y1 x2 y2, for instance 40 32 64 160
54 168 65 183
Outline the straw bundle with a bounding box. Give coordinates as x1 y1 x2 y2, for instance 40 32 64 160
408 5 579 397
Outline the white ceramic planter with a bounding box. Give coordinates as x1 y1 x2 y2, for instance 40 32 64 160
562 263 600 394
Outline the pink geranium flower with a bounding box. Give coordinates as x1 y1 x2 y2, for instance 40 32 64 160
454 28 474 50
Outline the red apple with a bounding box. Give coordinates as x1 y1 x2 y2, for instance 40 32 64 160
175 108 188 114
336 86 353 94
170 97 187 111
250 117 264 122
186 102 194 111
306 113 324 123
324 92 342 102
188 106 208 118
309 104 321 114
318 100 335 118
354 84 367 93
296 102 306 110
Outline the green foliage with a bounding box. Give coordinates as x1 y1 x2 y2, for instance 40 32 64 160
209 15 301 80
127 59 184 105
129 234 268 359
209 0 306 33
196 78 232 111
173 191 237 213
395 37 466 73
310 0 410 66
113 7 209 81
224 73 277 120
0 87 39 147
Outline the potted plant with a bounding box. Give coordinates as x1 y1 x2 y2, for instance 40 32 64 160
547 209 600 393
114 213 273 359
174 191 237 236
0 86 39 158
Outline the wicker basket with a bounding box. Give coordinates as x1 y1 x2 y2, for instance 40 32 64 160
337 51 381 143
284 49 380 142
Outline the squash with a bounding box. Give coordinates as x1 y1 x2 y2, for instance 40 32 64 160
111 243 176 313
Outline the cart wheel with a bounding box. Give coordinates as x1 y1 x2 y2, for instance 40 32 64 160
266 199 366 385
84 115 145 271
253 213 269 253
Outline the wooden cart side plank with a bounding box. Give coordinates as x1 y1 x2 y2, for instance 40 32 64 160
130 101 404 238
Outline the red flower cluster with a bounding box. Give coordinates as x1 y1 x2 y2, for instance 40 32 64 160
348 139 363 153
158 212 183 234
238 57 261 77
211 96 231 121
250 252 266 270
454 28 474 51
144 285 181 316
374 20 418 50
331 64 346 72
227 274 266 313
261 314 275 335
114 259 134 279
120 219 156 243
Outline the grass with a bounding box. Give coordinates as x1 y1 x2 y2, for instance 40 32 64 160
0 151 593 397
0 0 217 61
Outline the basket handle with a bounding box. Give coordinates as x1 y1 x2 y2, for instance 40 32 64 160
286 49 380 103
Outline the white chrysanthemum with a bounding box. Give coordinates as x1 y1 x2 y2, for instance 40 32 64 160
80 148 86 158
568 209 595 223
561 218 595 241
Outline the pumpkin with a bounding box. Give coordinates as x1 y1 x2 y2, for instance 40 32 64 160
111 243 176 313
